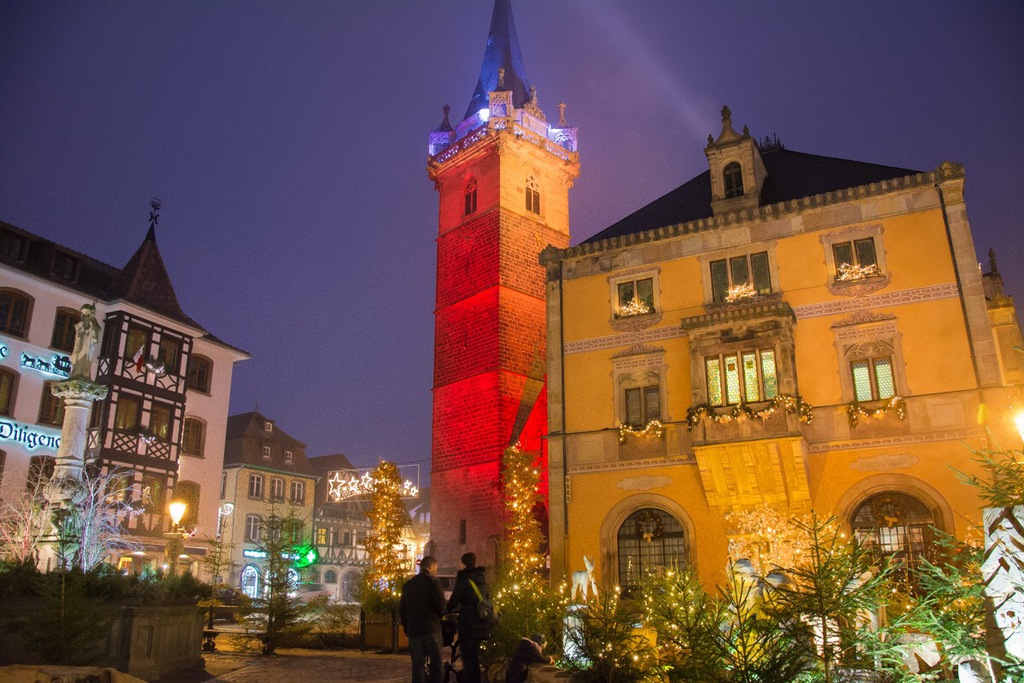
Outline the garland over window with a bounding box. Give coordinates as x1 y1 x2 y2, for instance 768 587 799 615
685 394 813 430
847 396 906 427
618 419 664 443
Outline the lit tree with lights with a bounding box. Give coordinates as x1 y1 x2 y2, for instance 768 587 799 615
362 461 409 608
498 444 546 589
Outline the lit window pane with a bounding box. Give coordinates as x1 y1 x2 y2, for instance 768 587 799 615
706 358 722 406
851 361 872 402
761 350 777 399
725 355 741 404
874 358 895 399
742 352 759 402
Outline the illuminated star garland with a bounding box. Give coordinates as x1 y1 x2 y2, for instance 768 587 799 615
846 396 906 427
618 420 665 443
327 469 418 502
685 394 813 430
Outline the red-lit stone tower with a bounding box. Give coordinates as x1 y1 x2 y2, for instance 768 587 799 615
427 0 579 571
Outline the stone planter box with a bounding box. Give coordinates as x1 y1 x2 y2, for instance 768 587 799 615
0 598 204 681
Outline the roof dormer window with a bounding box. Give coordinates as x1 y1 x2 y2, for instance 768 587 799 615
723 162 744 198
51 251 78 281
264 421 273 433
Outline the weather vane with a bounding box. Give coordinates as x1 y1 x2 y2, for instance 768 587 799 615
148 197 162 229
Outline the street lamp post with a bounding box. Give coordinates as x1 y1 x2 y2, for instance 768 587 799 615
165 500 188 576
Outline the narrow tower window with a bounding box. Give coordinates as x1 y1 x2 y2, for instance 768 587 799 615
723 162 744 198
525 177 541 214
464 178 478 216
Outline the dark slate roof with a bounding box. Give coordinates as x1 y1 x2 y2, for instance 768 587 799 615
1 220 120 299
224 411 315 475
463 0 531 121
106 225 195 327
584 149 921 244
307 452 357 474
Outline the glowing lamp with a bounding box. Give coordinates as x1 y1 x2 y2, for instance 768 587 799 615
478 108 490 122
1015 412 1024 443
169 501 187 528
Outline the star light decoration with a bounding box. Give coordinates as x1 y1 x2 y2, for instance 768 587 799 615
327 469 418 502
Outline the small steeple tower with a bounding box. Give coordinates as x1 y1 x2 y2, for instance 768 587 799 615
426 0 579 572
705 105 767 215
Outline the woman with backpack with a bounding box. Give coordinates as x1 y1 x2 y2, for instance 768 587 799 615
446 552 491 683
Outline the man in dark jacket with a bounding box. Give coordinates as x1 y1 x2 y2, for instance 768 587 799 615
400 556 445 683
446 552 490 683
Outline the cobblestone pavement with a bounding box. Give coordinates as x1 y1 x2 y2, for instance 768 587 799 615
156 647 410 683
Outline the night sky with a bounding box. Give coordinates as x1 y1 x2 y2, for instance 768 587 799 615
2 1 1022 473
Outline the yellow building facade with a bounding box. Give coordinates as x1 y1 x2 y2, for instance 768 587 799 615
542 108 1024 591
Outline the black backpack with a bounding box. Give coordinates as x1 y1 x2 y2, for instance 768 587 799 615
468 579 500 628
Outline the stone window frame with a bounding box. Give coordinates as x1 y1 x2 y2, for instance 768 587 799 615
723 161 744 198
612 347 669 427
697 241 780 305
181 416 206 457
270 476 285 502
820 224 891 297
245 514 262 542
703 346 780 406
607 266 663 330
599 493 697 590
525 176 541 215
248 473 264 499
187 355 213 394
290 480 305 505
832 315 909 404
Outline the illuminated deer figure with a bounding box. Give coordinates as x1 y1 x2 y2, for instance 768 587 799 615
570 555 597 603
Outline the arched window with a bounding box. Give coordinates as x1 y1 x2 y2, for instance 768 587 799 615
187 355 213 393
617 507 688 592
342 571 360 603
0 368 16 416
723 162 744 198
845 341 898 403
0 289 32 338
181 417 206 456
464 177 478 216
525 177 541 214
173 480 201 529
323 569 338 584
51 307 81 352
240 565 261 598
851 491 936 592
38 381 65 426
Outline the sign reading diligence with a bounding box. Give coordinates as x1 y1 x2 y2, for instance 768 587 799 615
0 419 61 452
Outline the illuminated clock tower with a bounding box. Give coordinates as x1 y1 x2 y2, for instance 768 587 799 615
426 0 579 571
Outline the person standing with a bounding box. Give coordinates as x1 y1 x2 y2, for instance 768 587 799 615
400 556 446 683
446 552 491 683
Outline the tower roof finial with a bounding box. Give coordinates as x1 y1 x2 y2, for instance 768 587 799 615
463 0 531 122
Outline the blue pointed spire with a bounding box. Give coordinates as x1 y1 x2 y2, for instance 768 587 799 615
463 0 531 122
